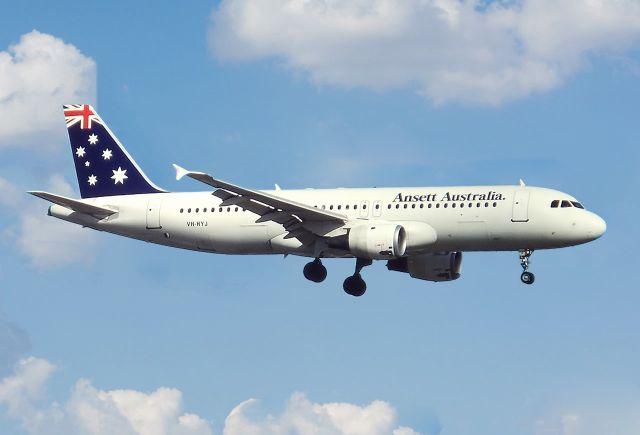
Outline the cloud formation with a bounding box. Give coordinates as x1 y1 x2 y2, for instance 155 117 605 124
0 174 97 269
224 394 421 435
0 30 96 146
209 0 640 105
0 357 423 435
0 357 212 435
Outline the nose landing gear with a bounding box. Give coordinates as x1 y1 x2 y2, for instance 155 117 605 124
303 258 327 283
343 258 372 297
519 249 535 284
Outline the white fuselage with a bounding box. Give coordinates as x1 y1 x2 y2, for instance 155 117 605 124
48 185 606 258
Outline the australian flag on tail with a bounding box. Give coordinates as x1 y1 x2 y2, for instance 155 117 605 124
64 104 165 198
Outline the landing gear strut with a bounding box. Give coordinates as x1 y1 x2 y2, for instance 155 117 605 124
343 258 372 297
303 258 327 283
519 249 535 285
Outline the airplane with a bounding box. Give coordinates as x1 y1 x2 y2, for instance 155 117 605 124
29 105 606 297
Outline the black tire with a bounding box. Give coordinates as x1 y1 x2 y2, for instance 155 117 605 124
343 274 366 297
303 261 327 283
521 271 535 285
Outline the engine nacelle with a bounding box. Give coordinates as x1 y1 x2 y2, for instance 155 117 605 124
387 252 462 281
348 224 407 260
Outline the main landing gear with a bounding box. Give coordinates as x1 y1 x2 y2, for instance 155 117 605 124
303 258 372 297
343 258 372 297
519 249 535 285
303 258 327 283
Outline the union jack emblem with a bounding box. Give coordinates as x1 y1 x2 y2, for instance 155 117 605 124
64 104 102 130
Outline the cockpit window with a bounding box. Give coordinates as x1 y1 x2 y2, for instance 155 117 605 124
561 200 572 208
571 201 584 209
550 200 559 208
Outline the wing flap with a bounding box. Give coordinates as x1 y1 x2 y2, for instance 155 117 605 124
173 164 347 246
173 164 346 223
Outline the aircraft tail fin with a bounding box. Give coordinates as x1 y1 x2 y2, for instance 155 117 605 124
63 104 165 198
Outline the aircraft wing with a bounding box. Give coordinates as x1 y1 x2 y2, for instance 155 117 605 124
28 191 117 218
173 164 347 245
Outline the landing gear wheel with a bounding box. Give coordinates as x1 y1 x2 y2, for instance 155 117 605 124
520 271 535 285
303 258 327 283
518 249 535 285
343 274 366 297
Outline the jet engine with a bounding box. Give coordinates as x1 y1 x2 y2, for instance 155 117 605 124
347 224 407 260
387 252 462 281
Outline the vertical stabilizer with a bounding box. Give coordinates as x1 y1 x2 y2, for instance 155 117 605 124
63 104 164 198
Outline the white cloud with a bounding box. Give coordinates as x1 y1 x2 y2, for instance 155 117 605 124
0 358 424 435
0 30 96 146
0 357 213 435
0 174 97 269
209 0 640 105
223 393 422 435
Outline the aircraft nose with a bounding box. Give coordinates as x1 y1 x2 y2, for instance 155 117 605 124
587 213 606 240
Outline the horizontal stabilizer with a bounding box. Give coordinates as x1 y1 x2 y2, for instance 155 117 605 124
28 191 117 218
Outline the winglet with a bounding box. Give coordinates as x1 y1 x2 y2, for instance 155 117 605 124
173 164 190 181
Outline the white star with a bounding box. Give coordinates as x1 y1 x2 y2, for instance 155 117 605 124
88 174 97 186
88 134 99 145
102 148 113 160
111 167 128 184
75 146 86 158
85 161 90 167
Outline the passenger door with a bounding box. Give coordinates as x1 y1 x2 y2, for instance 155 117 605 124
511 190 530 222
146 197 162 229
359 200 369 218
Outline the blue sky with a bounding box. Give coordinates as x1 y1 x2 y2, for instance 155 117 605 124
1 1 639 434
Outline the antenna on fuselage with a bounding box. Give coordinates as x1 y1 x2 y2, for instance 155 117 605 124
519 179 526 187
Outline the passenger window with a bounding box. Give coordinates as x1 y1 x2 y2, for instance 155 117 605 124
436 203 440 208
419 203 424 209
363 204 367 210
354 205 358 210
452 203 456 208
180 208 184 213
387 204 391 209
551 200 559 208
561 200 572 208
188 208 191 213
396 204 400 209
346 205 350 210
492 202 497 207
375 204 380 210
571 201 584 209
404 204 408 209
444 203 448 208
411 204 416 209
428 204 432 209
337 205 342 210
